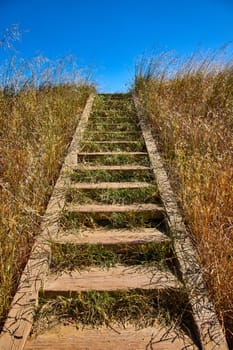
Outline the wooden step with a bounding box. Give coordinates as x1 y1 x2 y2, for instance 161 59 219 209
83 141 143 144
89 120 137 124
74 165 151 171
88 117 137 122
86 133 143 141
87 131 140 134
68 181 153 190
88 126 139 132
77 152 149 166
24 324 198 350
88 122 138 127
77 152 147 156
48 227 170 245
71 165 154 184
66 203 164 216
43 266 179 293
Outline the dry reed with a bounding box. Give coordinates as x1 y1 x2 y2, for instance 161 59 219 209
134 47 233 341
0 52 95 327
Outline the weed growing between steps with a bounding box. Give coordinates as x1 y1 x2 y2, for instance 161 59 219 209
70 169 154 183
80 141 146 152
88 116 138 124
91 95 136 119
85 131 143 141
65 187 159 205
33 289 195 342
87 122 140 132
88 116 137 124
60 211 165 230
50 241 173 272
77 154 150 167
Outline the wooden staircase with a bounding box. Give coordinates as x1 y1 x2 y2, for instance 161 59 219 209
0 94 228 350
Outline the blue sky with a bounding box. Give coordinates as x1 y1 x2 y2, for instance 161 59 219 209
0 0 233 92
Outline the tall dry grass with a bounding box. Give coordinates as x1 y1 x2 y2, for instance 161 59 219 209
134 48 233 340
0 52 95 327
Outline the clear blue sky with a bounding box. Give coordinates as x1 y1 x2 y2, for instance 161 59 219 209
0 0 233 92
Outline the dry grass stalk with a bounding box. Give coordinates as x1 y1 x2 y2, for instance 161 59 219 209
0 55 95 328
134 48 233 342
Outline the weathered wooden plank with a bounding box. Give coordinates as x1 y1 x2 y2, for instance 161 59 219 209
74 165 150 171
68 181 153 189
66 203 164 215
86 131 140 134
83 140 142 144
47 227 170 245
77 152 147 156
24 324 198 350
43 266 180 293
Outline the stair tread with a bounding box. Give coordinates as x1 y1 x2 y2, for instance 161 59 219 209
68 182 153 189
89 122 137 126
77 152 147 156
66 203 164 213
87 131 140 134
48 227 170 245
83 141 142 144
75 165 150 170
44 266 179 292
24 324 197 350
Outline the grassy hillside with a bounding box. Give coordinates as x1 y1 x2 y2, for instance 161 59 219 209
134 50 233 340
0 77 95 328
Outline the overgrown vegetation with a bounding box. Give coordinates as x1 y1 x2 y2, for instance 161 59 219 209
65 186 159 204
60 210 164 229
70 168 154 183
3 25 230 345
35 289 192 333
85 131 142 141
134 47 233 340
50 241 172 271
0 27 95 327
80 140 146 152
77 153 150 166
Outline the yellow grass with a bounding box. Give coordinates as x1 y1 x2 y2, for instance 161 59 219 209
0 80 95 327
134 49 233 341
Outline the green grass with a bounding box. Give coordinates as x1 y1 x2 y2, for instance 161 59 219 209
85 131 143 141
60 211 165 230
88 114 138 124
80 141 146 152
50 241 173 272
87 122 139 132
34 289 193 334
77 154 150 166
90 95 138 121
70 169 154 183
65 187 159 205
88 116 138 124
